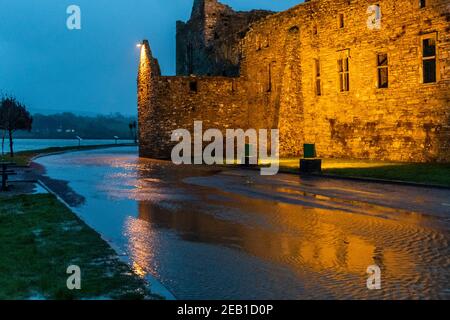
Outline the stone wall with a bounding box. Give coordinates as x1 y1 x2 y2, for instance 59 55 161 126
176 0 272 76
139 0 450 162
139 42 282 159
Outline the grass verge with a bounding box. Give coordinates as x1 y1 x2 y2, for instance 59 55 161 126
260 158 450 187
0 194 157 300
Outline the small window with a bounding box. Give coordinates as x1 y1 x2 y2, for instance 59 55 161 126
289 26 299 34
312 25 318 35
267 62 275 92
314 59 322 96
338 57 350 92
338 14 345 28
419 0 426 8
231 80 237 93
422 36 437 83
377 53 388 88
255 35 261 51
189 80 198 92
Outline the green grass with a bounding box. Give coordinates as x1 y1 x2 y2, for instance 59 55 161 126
0 194 157 300
259 158 450 187
323 162 450 187
0 143 135 166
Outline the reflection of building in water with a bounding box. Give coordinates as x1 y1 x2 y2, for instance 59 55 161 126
132 195 420 282
124 215 158 278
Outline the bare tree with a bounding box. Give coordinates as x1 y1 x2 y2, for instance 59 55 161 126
132 121 137 143
0 96 33 157
129 122 134 140
1 130 6 156
129 121 137 143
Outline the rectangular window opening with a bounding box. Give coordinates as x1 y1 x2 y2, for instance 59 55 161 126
338 14 345 29
189 80 198 92
267 62 275 92
419 0 426 9
422 36 437 83
377 53 388 88
314 59 322 96
338 57 350 92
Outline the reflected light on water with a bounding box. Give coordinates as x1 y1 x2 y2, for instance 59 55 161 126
35 148 450 299
124 216 158 279
127 188 446 298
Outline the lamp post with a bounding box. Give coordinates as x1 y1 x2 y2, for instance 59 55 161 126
76 136 82 148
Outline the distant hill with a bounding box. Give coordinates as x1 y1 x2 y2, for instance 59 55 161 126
28 108 136 118
28 108 99 117
15 112 137 140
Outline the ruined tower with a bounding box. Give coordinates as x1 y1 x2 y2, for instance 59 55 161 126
176 0 272 76
137 40 164 158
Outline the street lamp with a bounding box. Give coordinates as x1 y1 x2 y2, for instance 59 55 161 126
76 136 82 148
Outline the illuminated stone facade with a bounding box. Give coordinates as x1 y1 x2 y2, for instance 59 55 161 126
138 0 450 162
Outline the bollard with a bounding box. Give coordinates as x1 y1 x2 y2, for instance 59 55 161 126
299 143 322 173
299 158 322 173
243 143 257 166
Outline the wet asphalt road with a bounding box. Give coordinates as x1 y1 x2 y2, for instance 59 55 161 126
35 147 450 299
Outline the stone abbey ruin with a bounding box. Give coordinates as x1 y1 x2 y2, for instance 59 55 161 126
138 0 449 162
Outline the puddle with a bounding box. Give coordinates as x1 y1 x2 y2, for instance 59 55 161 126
34 147 450 299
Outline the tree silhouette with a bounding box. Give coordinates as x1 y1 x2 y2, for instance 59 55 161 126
0 96 33 157
129 121 137 143
129 122 133 140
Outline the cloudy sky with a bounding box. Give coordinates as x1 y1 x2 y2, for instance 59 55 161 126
0 0 302 115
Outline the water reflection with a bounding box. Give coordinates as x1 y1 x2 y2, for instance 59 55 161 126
127 170 448 299
36 148 450 299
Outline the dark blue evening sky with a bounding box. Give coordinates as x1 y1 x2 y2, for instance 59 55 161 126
0 0 302 115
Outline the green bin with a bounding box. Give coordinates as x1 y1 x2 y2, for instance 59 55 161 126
244 143 257 166
303 144 316 158
245 144 251 157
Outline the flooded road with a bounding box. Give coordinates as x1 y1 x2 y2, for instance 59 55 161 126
35 147 450 299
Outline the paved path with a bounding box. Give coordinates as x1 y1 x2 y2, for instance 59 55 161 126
34 147 450 299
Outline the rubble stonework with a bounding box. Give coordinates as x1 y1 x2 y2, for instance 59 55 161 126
139 0 450 162
176 0 272 76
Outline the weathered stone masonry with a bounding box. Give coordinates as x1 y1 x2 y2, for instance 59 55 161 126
176 0 272 76
139 0 450 162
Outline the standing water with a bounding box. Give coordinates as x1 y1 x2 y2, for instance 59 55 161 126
3 138 134 153
34 147 450 299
